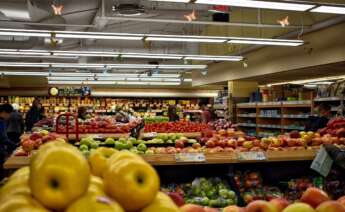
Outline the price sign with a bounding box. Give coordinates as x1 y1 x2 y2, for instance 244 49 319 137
175 153 206 163
237 151 266 161
144 132 158 138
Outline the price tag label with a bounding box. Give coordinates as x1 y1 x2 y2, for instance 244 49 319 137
237 152 266 161
175 153 206 163
144 132 158 138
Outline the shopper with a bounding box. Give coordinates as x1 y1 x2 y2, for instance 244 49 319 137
200 104 212 124
305 103 331 132
168 105 179 122
25 98 45 131
324 144 345 170
78 106 89 120
7 103 24 145
0 104 16 165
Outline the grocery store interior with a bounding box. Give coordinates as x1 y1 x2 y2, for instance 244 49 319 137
0 0 345 211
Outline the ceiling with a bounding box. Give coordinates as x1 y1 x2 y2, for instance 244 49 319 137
0 0 344 88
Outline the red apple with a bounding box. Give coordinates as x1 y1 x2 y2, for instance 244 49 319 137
175 141 185 148
223 205 245 212
217 140 227 148
316 201 345 212
168 192 185 207
301 187 330 208
206 140 216 148
33 138 42 149
245 200 277 212
338 196 345 208
283 203 315 212
192 143 201 149
269 198 289 212
21 139 35 152
237 137 245 146
180 204 205 212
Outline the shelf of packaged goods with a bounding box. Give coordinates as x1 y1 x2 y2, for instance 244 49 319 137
258 115 281 118
257 124 281 129
282 115 310 119
237 123 257 128
4 149 318 169
236 105 257 109
143 132 202 139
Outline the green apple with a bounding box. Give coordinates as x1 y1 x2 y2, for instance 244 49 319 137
129 147 139 154
80 137 93 147
137 143 148 152
81 150 90 157
227 190 236 199
118 137 127 143
188 139 197 144
166 140 174 144
209 199 218 207
115 141 127 150
144 149 154 155
123 140 133 149
105 138 115 145
79 144 89 151
219 189 228 198
90 142 99 149
128 137 137 144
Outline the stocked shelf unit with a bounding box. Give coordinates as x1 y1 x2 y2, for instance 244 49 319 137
236 101 312 137
1 96 208 118
3 149 318 169
314 96 344 116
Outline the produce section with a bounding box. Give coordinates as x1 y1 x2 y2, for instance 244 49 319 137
1 0 345 210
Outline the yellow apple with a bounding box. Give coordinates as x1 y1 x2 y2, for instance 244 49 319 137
29 142 90 210
283 203 315 212
89 147 117 177
0 194 48 212
142 192 181 212
8 166 30 181
66 194 124 212
0 175 30 201
107 151 143 168
104 159 160 211
88 176 105 196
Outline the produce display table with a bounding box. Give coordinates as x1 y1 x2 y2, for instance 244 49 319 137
3 149 318 169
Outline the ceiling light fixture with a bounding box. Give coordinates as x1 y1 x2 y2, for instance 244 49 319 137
48 81 182 86
0 28 304 47
310 5 345 14
228 38 304 46
0 49 244 62
150 0 315 12
1 71 182 78
0 62 207 70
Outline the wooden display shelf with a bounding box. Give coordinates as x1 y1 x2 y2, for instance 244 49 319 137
64 133 130 140
3 149 317 169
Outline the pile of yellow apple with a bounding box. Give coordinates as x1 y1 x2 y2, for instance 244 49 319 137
0 142 180 211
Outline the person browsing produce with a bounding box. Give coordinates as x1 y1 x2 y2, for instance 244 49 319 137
25 98 45 131
305 103 331 132
0 104 17 167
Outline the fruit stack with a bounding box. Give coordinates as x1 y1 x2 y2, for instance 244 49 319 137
162 177 238 208
144 121 209 133
15 130 67 156
0 142 180 211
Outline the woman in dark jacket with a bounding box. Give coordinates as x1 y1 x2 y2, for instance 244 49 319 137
25 99 45 132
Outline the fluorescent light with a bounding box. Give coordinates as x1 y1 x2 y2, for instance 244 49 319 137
57 34 143 40
0 62 206 70
145 37 227 43
121 54 182 60
150 0 189 2
311 6 345 15
48 81 181 86
0 49 243 62
0 28 304 47
184 55 243 61
1 71 182 78
266 75 345 87
48 77 185 82
228 39 304 46
151 0 315 11
0 62 49 67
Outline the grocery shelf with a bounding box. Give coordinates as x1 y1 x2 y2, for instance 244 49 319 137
237 114 256 118
3 149 318 169
237 123 257 127
258 115 281 118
